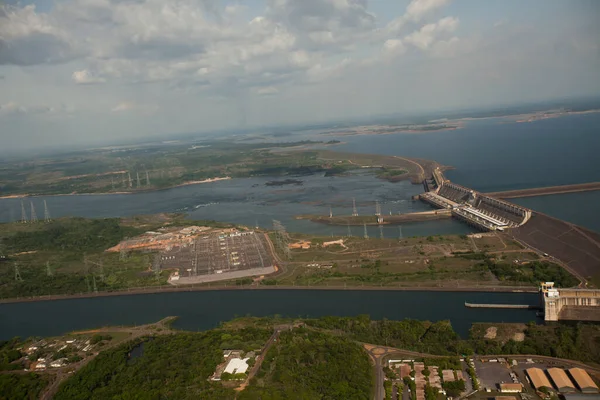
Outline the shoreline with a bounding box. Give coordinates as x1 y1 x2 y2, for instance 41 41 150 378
0 284 539 305
0 176 232 199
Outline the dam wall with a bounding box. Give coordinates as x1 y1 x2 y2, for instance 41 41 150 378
486 182 600 199
541 283 600 322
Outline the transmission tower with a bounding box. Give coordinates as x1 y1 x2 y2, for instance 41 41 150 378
128 172 133 188
92 274 98 293
375 200 381 216
379 224 384 239
46 261 53 277
329 207 333 218
120 238 129 261
136 171 141 188
352 198 358 217
30 201 38 223
43 200 51 222
85 274 91 292
146 170 151 186
14 263 23 281
272 220 291 259
363 223 369 239
152 254 161 279
86 255 105 282
20 200 28 223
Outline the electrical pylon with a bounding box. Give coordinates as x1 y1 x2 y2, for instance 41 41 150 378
43 200 51 222
352 198 358 217
375 200 381 216
20 200 28 223
128 172 133 188
146 170 151 186
136 171 141 188
14 263 23 281
30 201 38 223
363 223 369 239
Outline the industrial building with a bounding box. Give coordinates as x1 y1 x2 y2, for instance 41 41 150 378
420 178 531 232
499 383 523 393
568 368 600 393
547 368 577 393
526 368 553 391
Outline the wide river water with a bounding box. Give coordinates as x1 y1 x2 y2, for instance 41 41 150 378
1 113 599 233
0 113 597 338
0 290 541 340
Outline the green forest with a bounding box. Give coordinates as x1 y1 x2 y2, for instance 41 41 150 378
54 327 271 400
0 373 48 400
470 322 600 364
305 315 472 355
239 328 373 399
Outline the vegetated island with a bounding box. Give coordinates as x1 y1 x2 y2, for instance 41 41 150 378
265 179 303 186
2 315 599 400
0 214 582 303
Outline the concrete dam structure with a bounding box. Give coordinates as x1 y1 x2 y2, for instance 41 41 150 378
419 170 532 232
541 282 600 322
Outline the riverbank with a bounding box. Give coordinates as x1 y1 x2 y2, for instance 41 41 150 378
0 284 538 305
0 177 233 199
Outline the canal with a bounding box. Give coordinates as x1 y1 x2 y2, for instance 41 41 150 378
0 289 541 340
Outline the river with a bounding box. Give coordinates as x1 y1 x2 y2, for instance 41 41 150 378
1 114 599 233
0 289 540 340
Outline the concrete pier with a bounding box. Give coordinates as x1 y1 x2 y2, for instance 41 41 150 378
464 302 541 310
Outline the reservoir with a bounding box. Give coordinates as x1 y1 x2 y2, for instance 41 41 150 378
1 114 600 233
0 289 540 340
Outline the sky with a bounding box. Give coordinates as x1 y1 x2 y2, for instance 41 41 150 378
0 0 599 153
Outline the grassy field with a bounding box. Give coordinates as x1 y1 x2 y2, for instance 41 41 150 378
268 232 578 288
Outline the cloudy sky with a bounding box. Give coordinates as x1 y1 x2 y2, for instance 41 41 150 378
1 0 599 153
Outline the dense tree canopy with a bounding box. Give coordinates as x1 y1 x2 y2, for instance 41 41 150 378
54 327 270 400
240 328 373 400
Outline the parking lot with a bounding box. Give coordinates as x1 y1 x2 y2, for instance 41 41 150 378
475 360 514 390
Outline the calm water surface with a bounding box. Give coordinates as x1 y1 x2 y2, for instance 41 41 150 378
0 290 541 340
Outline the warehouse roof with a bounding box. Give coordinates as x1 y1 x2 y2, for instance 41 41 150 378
547 368 575 390
569 368 599 391
526 368 553 389
499 383 523 392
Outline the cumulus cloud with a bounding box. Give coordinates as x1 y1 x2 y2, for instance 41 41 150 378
404 16 459 50
111 101 158 114
0 101 71 116
0 4 77 65
72 69 105 84
387 0 450 34
256 86 279 95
